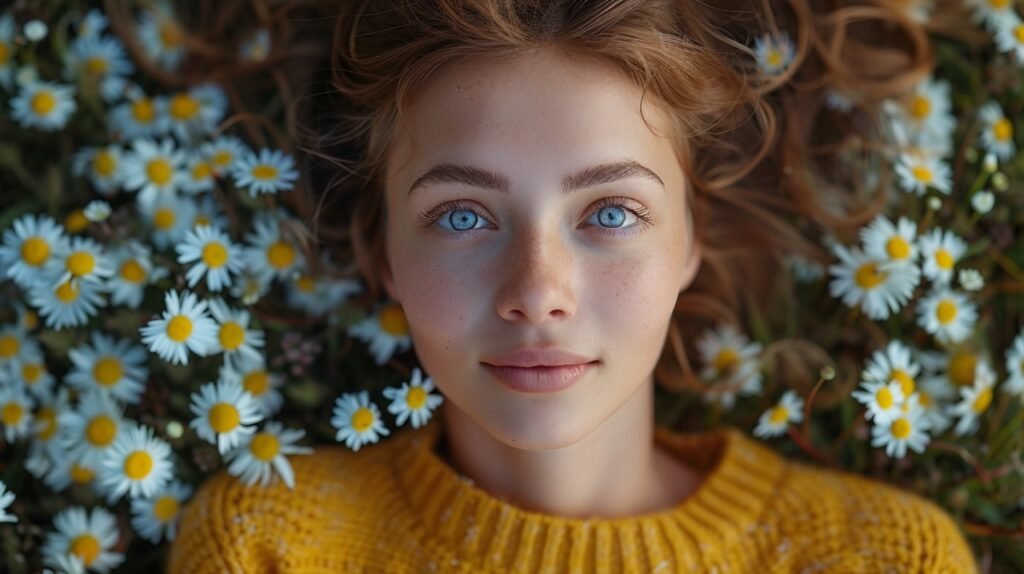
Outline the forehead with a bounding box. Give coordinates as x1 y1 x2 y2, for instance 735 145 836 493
386 50 679 187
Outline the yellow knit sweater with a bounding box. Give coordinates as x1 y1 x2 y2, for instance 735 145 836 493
167 415 978 573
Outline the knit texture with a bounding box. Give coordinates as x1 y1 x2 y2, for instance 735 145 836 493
167 414 978 573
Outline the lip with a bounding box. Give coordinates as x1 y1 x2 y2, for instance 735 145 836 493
481 362 598 394
481 347 596 368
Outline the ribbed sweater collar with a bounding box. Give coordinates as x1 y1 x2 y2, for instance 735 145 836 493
392 414 786 571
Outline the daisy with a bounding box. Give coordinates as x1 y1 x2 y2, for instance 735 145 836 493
218 356 285 417
64 208 91 235
207 297 264 365
0 214 67 289
230 270 273 305
231 148 300 196
331 390 390 451
130 480 192 544
1003 331 1024 397
0 480 15 522
200 135 249 178
165 83 228 142
224 420 312 489
83 200 111 222
189 379 263 455
382 367 444 429
870 393 931 459
860 215 919 266
958 268 985 292
917 227 967 285
43 456 103 495
9 79 77 131
852 379 906 425
140 290 218 365
753 389 804 439
696 323 763 398
191 196 229 230
893 150 952 195
107 93 167 140
41 506 124 574
347 302 413 366
9 348 56 400
137 7 186 70
181 152 216 194
0 14 16 90
913 382 953 436
66 332 149 405
882 76 956 153
44 236 114 289
0 324 41 371
0 385 34 443
176 226 244 292
139 195 196 250
916 287 978 344
106 240 167 308
946 361 997 436
994 13 1024 61
242 216 305 283
976 100 1016 161
971 190 995 214
239 28 271 63
27 386 71 462
76 9 109 40
121 137 187 206
752 31 795 76
286 272 362 315
64 33 133 103
98 422 173 502
828 243 920 320
29 277 106 330
964 0 1017 31
58 390 125 468
861 340 921 398
71 145 124 195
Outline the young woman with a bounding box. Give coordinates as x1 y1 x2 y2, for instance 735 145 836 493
168 1 978 571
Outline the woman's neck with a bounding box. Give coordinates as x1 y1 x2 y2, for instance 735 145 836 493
436 378 704 518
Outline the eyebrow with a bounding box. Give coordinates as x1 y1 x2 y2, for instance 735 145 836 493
407 159 665 196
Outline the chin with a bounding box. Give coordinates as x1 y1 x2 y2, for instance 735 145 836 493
482 403 600 451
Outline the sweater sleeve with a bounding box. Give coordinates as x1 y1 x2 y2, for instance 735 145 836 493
166 470 270 574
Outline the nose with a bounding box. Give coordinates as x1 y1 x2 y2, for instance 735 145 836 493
494 224 578 324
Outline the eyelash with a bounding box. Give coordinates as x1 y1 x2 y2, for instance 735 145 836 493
416 197 653 238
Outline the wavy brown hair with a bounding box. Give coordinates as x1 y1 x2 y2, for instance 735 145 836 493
107 0 947 402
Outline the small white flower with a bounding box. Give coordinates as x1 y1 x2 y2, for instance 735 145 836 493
181 152 216 194
137 8 186 70
964 0 1018 31
139 290 219 365
695 323 763 410
971 190 995 214
71 145 125 195
107 93 167 140
29 277 106 330
66 332 149 405
0 385 34 443
286 272 362 316
207 297 265 366
64 34 134 103
98 423 173 503
852 379 906 425
242 216 304 283
860 215 918 265
189 379 264 455
76 9 109 39
916 287 978 344
977 100 1016 161
828 243 920 320
176 226 244 292
10 79 77 131
106 241 168 309
9 349 55 401
993 14 1024 63
957 268 985 292
139 194 197 250
347 302 412 366
0 480 16 522
0 14 17 90
44 236 114 288
200 135 249 177
870 393 931 458
1003 331 1024 398
894 150 952 195
231 148 300 197
121 137 187 206
882 76 956 155
42 506 124 574
917 227 967 285
218 356 285 417
382 367 444 429
753 32 795 76
0 324 41 371
239 28 271 63
83 200 112 222
23 20 48 42
165 83 227 142
861 340 922 399
0 214 67 289
753 390 804 439
224 420 312 489
946 361 996 436
58 390 126 469
331 390 390 451
130 480 192 544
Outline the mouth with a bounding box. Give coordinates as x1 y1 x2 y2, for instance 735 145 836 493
481 361 599 394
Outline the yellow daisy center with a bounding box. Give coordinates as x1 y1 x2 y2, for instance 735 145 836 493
908 95 931 119
0 42 8 64
22 310 38 330
55 281 79 303
919 391 933 408
876 386 894 409
911 165 933 183
86 415 117 446
154 496 180 522
20 236 50 266
713 348 739 377
854 262 886 289
949 352 977 387
192 161 212 180
201 242 228 268
92 150 116 177
123 450 153 479
132 98 155 123
378 304 409 336
209 402 240 433
69 534 101 566
407 387 427 409
194 215 211 227
266 241 296 269
153 207 176 230
296 275 317 293
1 402 24 426
169 93 200 121
993 117 1013 141
84 56 108 75
934 249 953 270
251 164 278 181
766 50 782 67
31 91 56 116
351 407 375 432
120 259 147 283
160 21 183 48
243 371 269 396
935 299 958 324
36 406 57 440
890 417 911 440
768 405 789 425
22 362 43 384
972 387 993 414
0 335 19 358
218 322 245 350
250 432 280 461
989 0 1009 9
1015 25 1024 43
70 463 95 483
886 236 910 260
93 357 123 387
66 251 96 277
65 210 89 233
213 150 233 167
165 315 193 342
147 158 173 186
891 369 916 396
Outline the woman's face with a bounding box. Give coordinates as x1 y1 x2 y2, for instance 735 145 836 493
381 49 700 450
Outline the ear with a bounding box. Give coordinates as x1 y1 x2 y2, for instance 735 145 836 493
379 257 401 303
679 236 701 293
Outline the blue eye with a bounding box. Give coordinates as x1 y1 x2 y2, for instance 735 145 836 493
418 197 651 237
590 205 630 229
438 208 489 232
